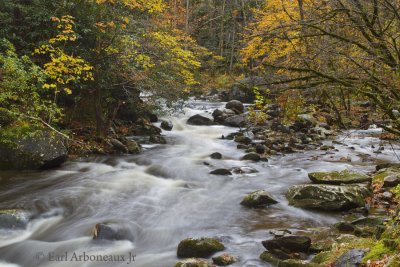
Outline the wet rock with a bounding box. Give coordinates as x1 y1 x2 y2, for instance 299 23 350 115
177 237 225 258
212 254 238 266
270 229 292 238
210 152 222 159
255 144 266 154
381 191 393 200
174 258 214 267
210 169 232 176
130 123 161 136
291 114 317 131
351 217 385 227
286 184 371 211
333 249 366 267
384 174 400 187
231 166 258 174
240 153 261 161
375 162 400 171
236 144 248 150
320 145 335 151
259 252 316 266
149 135 167 144
234 136 251 144
187 114 213 126
262 236 311 253
124 139 141 154
110 138 128 153
223 114 248 127
0 209 30 229
240 190 278 208
225 100 244 114
93 223 134 241
0 131 68 170
308 170 371 185
161 120 173 131
334 222 356 233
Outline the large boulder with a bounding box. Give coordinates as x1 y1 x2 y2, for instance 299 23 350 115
240 190 278 208
240 153 261 162
286 184 371 211
0 131 67 170
93 223 134 242
187 115 213 126
177 237 225 258
174 258 214 267
223 114 248 128
0 209 30 229
225 100 244 114
262 236 311 253
220 76 266 103
308 170 371 185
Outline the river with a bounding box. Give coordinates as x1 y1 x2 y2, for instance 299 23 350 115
0 100 398 267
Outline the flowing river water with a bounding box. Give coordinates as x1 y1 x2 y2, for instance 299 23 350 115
0 100 399 267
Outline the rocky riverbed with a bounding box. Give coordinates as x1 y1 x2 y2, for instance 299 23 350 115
0 99 399 267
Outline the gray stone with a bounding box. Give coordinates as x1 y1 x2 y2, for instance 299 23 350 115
240 153 261 161
333 249 366 267
187 114 213 126
286 184 371 211
262 236 311 253
240 190 278 208
0 131 68 170
93 223 134 241
177 237 225 258
210 169 232 176
225 100 244 114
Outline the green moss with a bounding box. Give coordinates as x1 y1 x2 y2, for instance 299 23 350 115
308 170 371 184
311 252 330 264
373 168 400 182
362 240 396 263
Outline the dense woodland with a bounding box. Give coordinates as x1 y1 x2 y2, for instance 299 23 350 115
1 0 399 139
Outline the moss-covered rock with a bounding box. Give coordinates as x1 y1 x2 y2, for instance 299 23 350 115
177 238 225 258
174 258 214 267
260 252 320 267
211 254 238 266
333 249 366 267
240 190 278 208
308 170 371 185
262 236 311 253
286 184 371 211
240 153 261 161
0 209 30 229
0 131 67 170
373 167 400 187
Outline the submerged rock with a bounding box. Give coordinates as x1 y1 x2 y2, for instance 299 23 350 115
231 166 258 174
93 223 134 241
161 120 173 131
0 209 30 229
149 135 167 144
212 254 238 266
286 184 371 211
240 190 278 208
177 237 225 258
0 131 67 170
210 152 222 159
240 153 261 162
174 258 214 267
210 169 232 176
187 114 213 126
308 170 371 185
